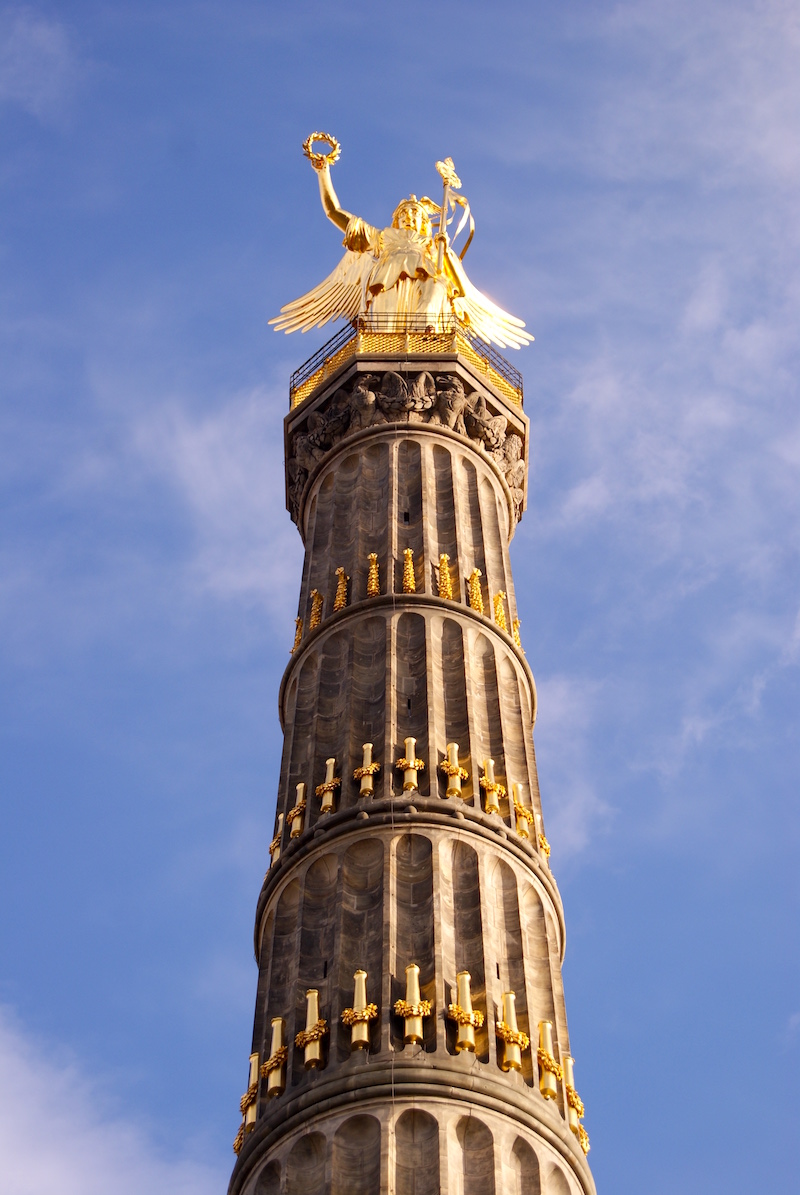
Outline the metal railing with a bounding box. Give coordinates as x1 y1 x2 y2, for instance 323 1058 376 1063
456 329 525 403
288 316 524 408
288 324 357 397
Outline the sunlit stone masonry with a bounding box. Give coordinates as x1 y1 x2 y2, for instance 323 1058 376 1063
228 139 596 1195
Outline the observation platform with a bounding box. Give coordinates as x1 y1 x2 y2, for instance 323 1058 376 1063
288 316 524 410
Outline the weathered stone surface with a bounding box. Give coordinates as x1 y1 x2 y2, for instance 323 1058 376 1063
229 353 594 1195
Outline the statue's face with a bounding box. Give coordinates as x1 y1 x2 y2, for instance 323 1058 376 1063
392 202 431 237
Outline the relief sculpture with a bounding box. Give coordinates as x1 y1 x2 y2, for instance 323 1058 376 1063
287 370 525 526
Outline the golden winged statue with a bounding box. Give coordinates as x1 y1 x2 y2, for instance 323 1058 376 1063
270 134 533 351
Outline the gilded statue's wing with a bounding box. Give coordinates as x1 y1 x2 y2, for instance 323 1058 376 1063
449 254 534 351
270 250 370 334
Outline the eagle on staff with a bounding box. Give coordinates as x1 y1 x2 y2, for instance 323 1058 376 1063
270 133 533 352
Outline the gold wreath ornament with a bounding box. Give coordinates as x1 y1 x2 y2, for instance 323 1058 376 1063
354 761 381 779
295 1019 328 1047
566 1084 585 1118
440 762 469 780
536 1047 563 1081
260 1045 288 1077
315 778 341 796
446 1003 485 1028
495 1021 531 1050
395 756 426 772
394 998 433 1019
341 1003 378 1025
303 131 341 169
238 1080 258 1115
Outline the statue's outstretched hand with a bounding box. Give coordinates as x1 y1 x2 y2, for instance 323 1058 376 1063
303 133 351 232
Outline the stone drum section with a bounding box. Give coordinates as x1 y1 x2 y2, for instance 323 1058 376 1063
228 347 596 1195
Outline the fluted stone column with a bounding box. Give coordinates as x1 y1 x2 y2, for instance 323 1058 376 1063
228 349 596 1195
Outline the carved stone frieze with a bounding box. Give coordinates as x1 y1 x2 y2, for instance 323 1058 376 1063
286 369 527 526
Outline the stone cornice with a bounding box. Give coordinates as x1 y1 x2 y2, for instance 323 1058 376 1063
230 1060 594 1195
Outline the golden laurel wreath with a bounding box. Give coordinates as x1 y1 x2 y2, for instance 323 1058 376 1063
395 757 426 771
239 1080 258 1115
341 1003 378 1025
287 799 306 823
353 761 381 779
446 1003 485 1029
513 801 535 825
536 1047 563 1081
303 131 341 169
495 1022 530 1050
394 998 433 1019
565 1084 585 1118
260 1046 288 1077
295 1019 328 1047
440 761 469 780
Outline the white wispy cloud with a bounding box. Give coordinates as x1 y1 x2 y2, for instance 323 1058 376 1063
0 373 305 666
0 8 80 121
132 387 304 615
533 674 613 856
786 1011 800 1046
601 0 800 187
503 0 800 857
0 1006 224 1195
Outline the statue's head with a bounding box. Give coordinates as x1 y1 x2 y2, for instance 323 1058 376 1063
392 195 433 237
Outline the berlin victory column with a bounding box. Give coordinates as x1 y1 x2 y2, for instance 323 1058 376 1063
228 134 595 1195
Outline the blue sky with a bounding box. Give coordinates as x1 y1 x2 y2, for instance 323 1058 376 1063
1 2 798 1191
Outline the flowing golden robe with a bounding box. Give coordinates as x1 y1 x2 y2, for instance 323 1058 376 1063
271 182 533 349
341 217 450 325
